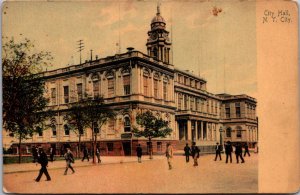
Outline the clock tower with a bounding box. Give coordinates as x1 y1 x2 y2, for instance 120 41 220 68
146 5 172 64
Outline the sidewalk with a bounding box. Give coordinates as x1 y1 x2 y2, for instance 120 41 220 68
3 155 165 174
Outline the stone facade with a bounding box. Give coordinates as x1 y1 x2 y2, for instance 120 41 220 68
4 6 258 156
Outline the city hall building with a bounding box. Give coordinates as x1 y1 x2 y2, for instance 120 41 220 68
4 6 258 156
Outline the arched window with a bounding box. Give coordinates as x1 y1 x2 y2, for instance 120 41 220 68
226 127 231 138
51 125 57 136
92 73 100 98
106 71 115 98
64 125 70 136
143 69 150 96
163 76 168 100
124 117 131 132
236 126 242 138
153 48 158 59
37 126 43 137
153 73 160 98
122 68 131 95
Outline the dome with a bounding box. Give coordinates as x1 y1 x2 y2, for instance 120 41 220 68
151 14 166 24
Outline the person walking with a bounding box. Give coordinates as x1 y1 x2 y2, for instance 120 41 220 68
225 141 233 163
35 148 51 182
165 143 174 170
214 142 222 161
136 144 143 163
49 146 55 162
235 143 245 163
184 143 191 163
244 143 251 157
82 146 89 162
64 148 75 175
191 142 200 166
96 146 101 163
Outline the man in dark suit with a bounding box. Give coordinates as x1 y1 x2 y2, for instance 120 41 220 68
191 142 200 166
235 143 245 163
214 142 222 161
136 144 143 163
184 143 191 163
35 148 51 182
244 143 251 157
225 141 233 163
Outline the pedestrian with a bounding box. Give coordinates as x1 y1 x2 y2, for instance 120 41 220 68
235 143 245 163
82 146 89 162
165 143 174 170
184 143 191 163
35 148 51 182
64 147 75 175
136 144 143 163
244 143 250 157
49 146 55 162
191 142 200 166
225 141 233 163
96 146 101 163
214 142 222 161
32 146 38 163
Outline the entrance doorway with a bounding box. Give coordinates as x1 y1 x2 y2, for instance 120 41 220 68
122 142 131 156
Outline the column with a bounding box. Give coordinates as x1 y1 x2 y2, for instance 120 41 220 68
195 121 198 141
187 120 192 141
201 121 204 140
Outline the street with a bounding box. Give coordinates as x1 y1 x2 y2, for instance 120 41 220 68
3 153 258 193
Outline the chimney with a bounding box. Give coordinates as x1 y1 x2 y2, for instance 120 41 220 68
127 47 134 52
95 55 98 60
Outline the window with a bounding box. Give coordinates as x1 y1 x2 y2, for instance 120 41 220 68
107 143 114 151
37 126 43 137
190 97 194 111
123 75 130 95
236 126 242 138
64 125 70 136
124 117 131 132
184 95 188 110
93 80 100 98
178 93 182 110
108 78 114 98
207 101 209 113
225 103 230 118
79 128 84 135
226 127 231 138
196 98 200 111
211 101 214 114
51 88 56 105
153 48 158 59
235 102 241 118
184 77 187 85
52 126 57 136
143 76 148 96
154 79 159 98
77 83 83 101
63 86 69 103
163 82 167 100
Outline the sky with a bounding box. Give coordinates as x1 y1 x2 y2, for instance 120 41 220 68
2 0 257 98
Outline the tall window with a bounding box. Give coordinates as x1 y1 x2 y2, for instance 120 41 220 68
196 98 200 111
163 81 167 100
153 48 158 59
93 80 100 98
37 126 43 137
108 78 114 98
51 88 56 105
207 100 210 113
184 95 188 110
157 142 162 152
123 75 130 95
235 102 241 118
143 76 148 96
178 93 182 110
190 96 194 111
226 127 231 138
77 83 83 101
124 117 131 132
225 103 230 118
211 101 214 114
52 125 57 136
63 86 69 103
184 77 187 85
236 126 242 138
64 125 70 136
154 79 159 98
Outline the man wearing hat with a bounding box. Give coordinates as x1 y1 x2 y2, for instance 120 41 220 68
214 142 222 161
35 147 51 182
225 141 233 163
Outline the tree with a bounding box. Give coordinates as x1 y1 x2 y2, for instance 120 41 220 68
132 111 172 159
2 37 53 163
63 99 90 158
83 96 116 163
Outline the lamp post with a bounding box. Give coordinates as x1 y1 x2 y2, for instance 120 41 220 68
219 125 223 151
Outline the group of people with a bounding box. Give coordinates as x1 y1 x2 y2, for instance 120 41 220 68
215 141 251 163
32 146 56 163
81 146 102 163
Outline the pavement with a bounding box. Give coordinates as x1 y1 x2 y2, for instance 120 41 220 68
3 153 258 193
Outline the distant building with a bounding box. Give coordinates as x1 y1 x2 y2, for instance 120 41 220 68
4 5 258 156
